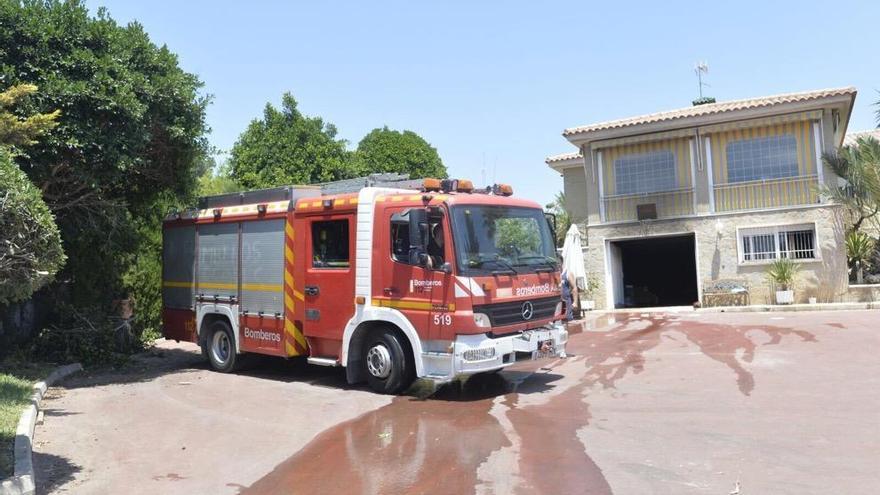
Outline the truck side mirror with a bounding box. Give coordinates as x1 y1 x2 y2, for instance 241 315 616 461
408 208 428 265
544 212 558 247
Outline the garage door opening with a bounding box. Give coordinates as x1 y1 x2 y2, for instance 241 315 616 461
607 234 698 308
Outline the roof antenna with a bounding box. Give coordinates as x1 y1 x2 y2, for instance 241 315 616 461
693 62 715 106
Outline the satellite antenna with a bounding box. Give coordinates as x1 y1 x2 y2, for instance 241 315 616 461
694 62 709 98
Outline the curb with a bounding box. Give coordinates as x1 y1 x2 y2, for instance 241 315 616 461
699 301 880 313
588 301 879 314
0 363 82 495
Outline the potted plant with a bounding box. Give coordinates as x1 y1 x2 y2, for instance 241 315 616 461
766 257 800 305
579 273 600 311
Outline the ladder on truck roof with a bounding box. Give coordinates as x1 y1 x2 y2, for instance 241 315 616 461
197 173 423 209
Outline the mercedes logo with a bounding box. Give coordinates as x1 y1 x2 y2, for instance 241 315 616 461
521 301 534 321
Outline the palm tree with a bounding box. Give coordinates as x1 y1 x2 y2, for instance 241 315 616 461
821 136 880 232
545 191 571 246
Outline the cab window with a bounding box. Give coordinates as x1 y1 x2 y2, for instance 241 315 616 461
312 220 350 268
390 211 445 267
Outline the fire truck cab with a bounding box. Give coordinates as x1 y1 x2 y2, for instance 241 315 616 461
162 175 568 394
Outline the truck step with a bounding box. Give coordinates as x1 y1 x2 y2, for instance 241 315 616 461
307 357 340 367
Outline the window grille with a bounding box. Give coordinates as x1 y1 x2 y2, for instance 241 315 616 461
739 224 816 262
726 134 799 183
613 150 677 195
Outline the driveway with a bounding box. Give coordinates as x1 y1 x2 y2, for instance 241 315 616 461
34 310 880 494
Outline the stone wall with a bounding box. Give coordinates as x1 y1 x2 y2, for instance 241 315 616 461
844 284 880 302
581 204 848 309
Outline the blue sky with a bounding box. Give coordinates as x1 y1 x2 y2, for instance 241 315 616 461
86 0 878 206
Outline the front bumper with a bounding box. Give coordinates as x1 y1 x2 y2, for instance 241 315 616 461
420 322 568 383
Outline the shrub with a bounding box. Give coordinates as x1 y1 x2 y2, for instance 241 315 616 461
846 230 875 284
0 151 65 304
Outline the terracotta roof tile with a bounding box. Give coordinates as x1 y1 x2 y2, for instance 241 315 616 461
545 151 583 164
563 87 857 137
844 129 880 146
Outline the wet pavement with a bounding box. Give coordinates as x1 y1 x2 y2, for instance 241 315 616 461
34 310 880 494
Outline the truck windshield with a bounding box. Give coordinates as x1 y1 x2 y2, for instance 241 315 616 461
451 205 558 275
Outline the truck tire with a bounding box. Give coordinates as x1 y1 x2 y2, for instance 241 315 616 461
364 328 414 394
205 320 239 373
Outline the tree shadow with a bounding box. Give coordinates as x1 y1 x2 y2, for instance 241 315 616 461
32 450 80 495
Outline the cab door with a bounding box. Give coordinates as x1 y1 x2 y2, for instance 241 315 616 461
302 214 356 358
378 206 432 340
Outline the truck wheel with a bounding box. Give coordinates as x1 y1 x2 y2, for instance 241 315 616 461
205 320 239 373
364 329 414 394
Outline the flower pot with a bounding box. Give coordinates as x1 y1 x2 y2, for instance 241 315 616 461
775 290 794 305
582 300 595 311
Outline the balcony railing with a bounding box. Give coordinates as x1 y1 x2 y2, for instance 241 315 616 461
602 188 694 223
713 175 818 213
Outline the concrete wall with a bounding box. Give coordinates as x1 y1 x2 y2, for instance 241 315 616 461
581 204 848 309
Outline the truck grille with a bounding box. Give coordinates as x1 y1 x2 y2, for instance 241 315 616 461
473 296 558 327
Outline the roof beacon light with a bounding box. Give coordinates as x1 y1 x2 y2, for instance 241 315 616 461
440 179 458 193
423 178 442 192
492 183 513 196
456 179 474 193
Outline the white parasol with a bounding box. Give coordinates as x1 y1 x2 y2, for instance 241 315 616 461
561 224 586 289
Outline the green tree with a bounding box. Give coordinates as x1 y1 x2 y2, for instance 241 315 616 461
0 1 209 334
354 126 447 179
0 84 59 147
821 136 880 232
198 157 243 197
230 93 354 188
0 151 65 304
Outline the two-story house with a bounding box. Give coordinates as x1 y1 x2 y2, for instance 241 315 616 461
546 87 857 309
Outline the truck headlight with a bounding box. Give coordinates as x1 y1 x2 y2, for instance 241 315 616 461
473 312 491 328
463 347 496 362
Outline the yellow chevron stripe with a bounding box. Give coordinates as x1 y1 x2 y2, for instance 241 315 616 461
285 319 307 348
285 341 298 356
284 292 295 311
284 270 294 288
293 289 305 301
285 244 294 263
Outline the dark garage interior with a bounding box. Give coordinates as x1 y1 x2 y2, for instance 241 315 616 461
615 234 698 308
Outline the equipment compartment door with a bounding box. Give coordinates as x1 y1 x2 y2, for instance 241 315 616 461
303 215 356 357
239 219 286 355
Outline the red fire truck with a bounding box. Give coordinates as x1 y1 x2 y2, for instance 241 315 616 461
162 175 568 394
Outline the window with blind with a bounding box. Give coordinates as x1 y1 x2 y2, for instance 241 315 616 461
613 150 677 195
725 133 799 183
739 224 816 262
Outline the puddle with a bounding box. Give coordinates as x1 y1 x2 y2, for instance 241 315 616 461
241 313 815 494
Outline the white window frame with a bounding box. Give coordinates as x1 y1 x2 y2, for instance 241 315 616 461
735 222 821 265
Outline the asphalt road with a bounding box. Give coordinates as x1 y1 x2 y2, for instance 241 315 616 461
34 310 880 494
